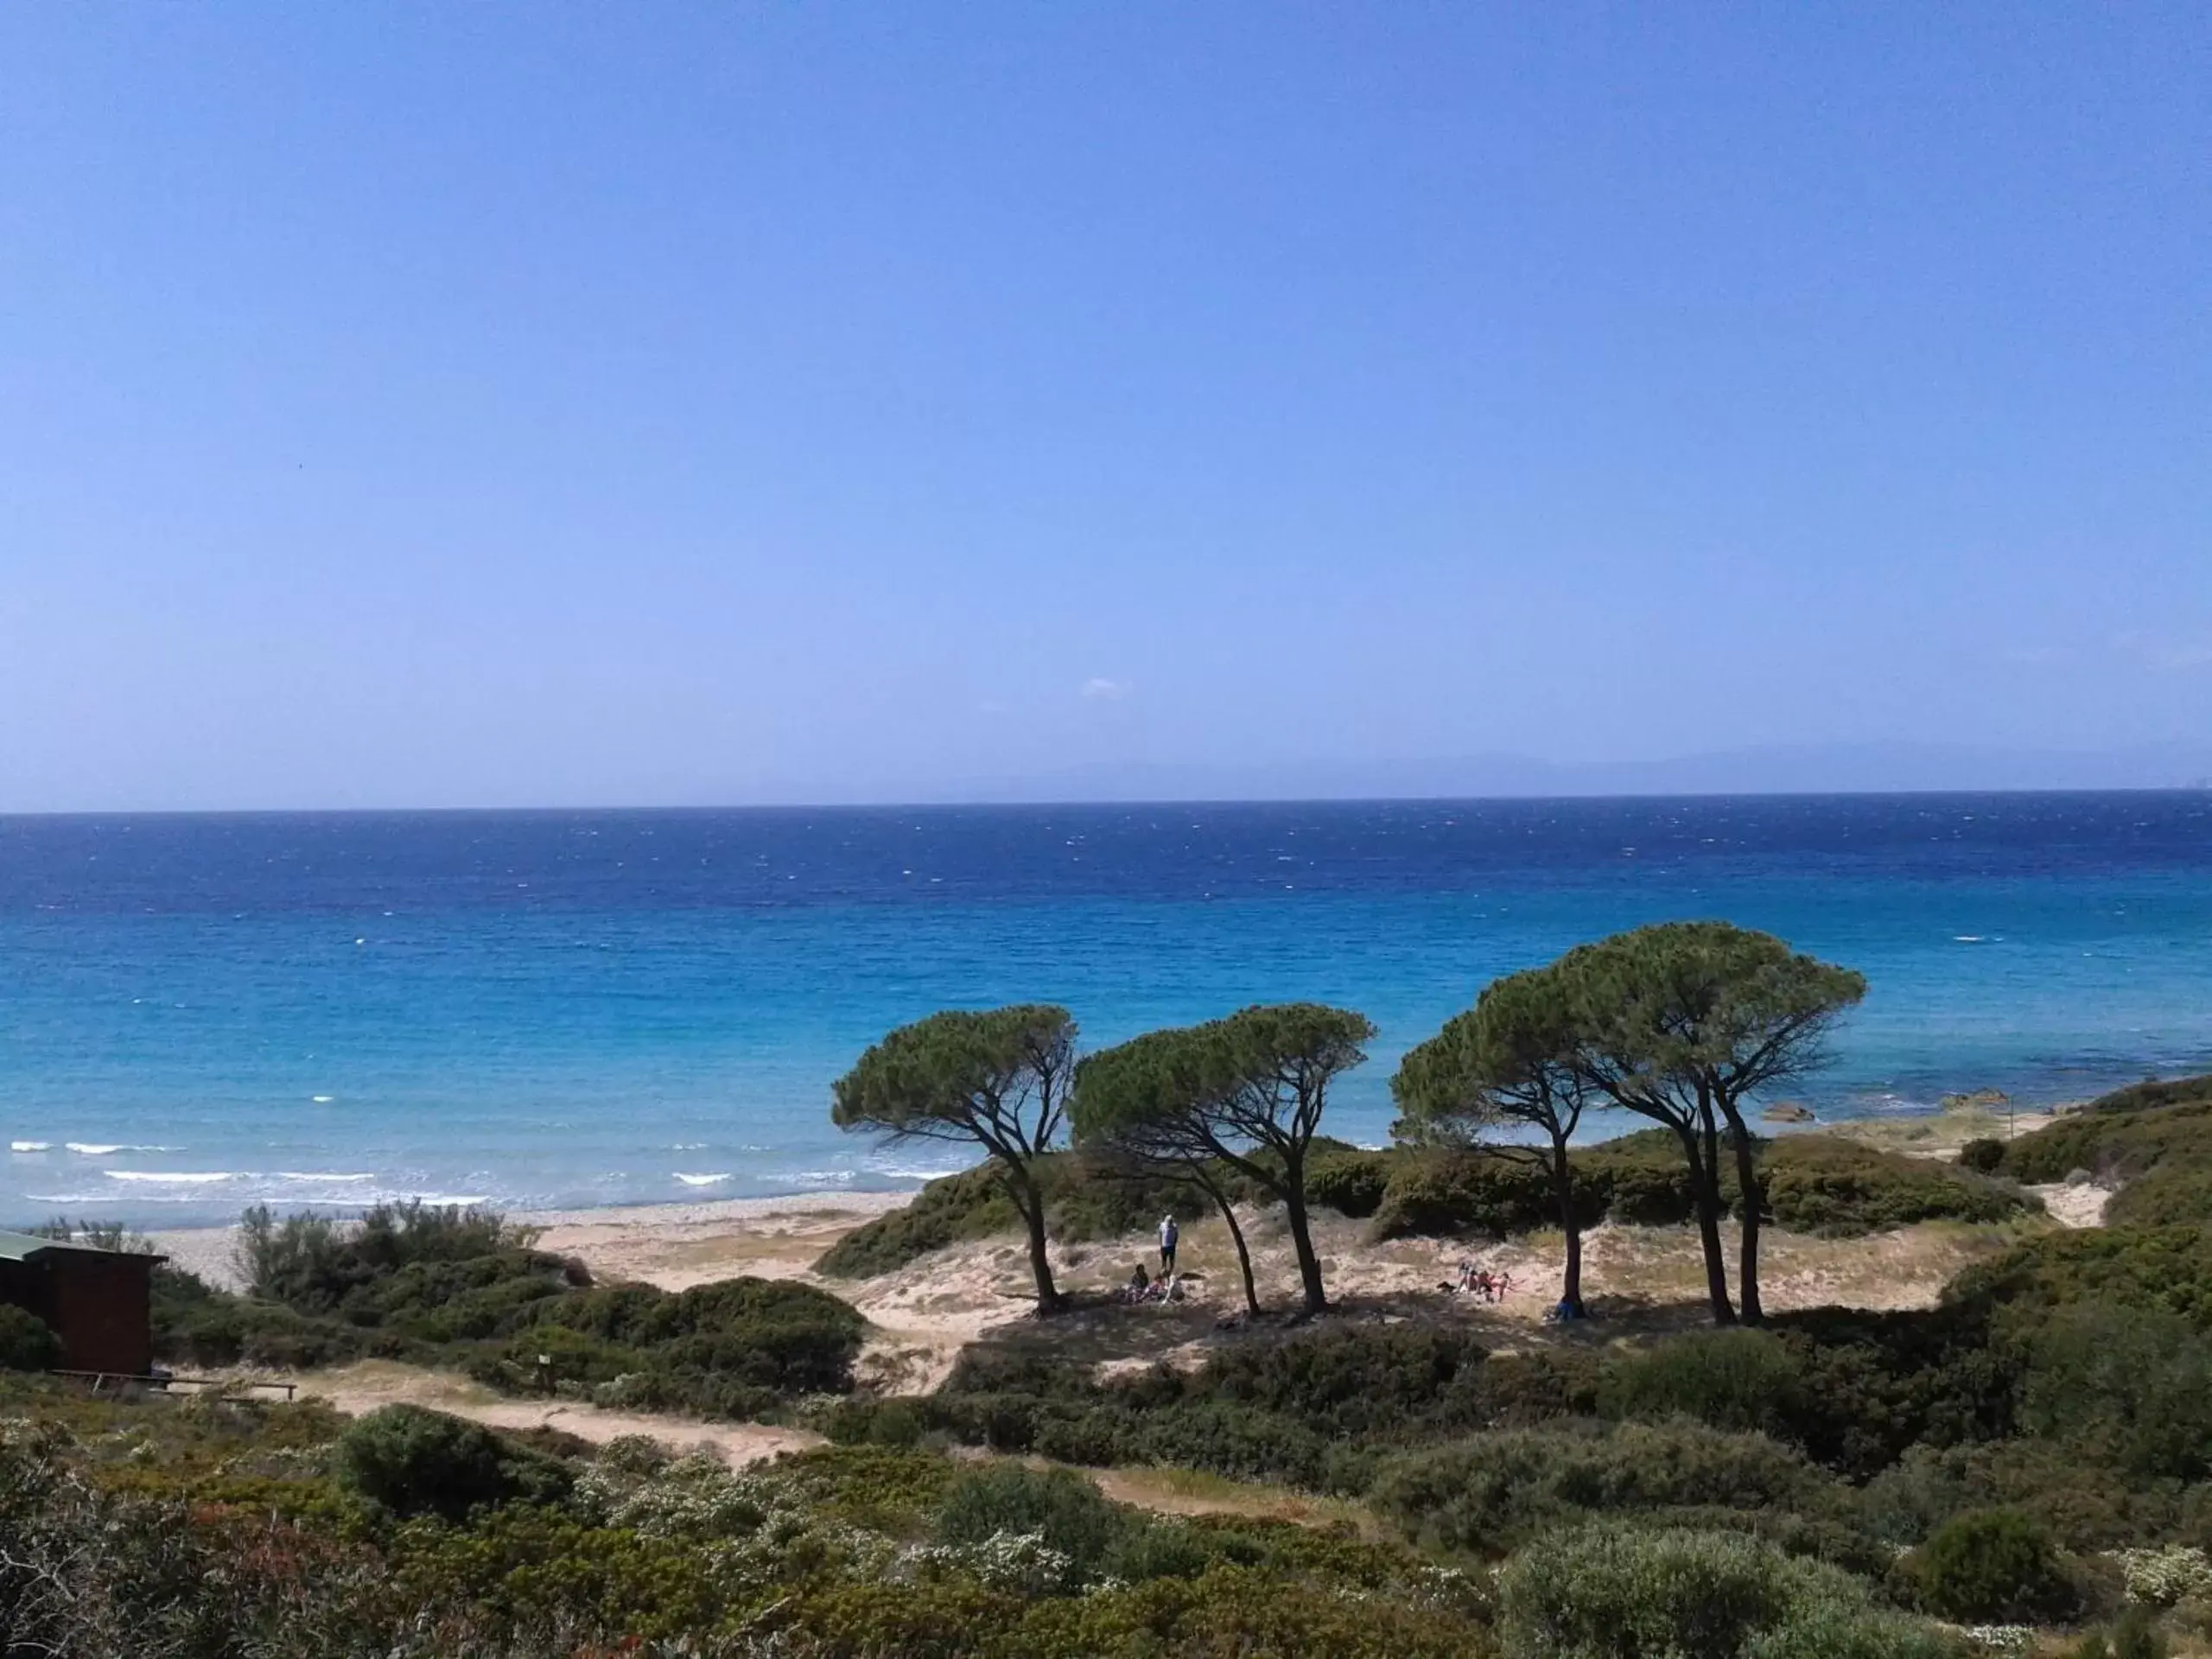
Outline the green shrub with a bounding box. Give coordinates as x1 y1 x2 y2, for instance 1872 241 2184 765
1364 1131 2031 1243
2018 1304 2212 1482
335 1404 569 1520
1944 1224 2212 1333
936 1462 1136 1586
1862 1440 2154 1554
817 1152 1268 1279
1581 1129 1709 1225
1372 1420 1837 1556
2114 1605 2170 1659
0 1305 60 1371
822 1395 927 1448
1909 1506 2075 1622
816 1164 1020 1277
926 1326 1600 1491
1999 1101 2212 1203
1020 1562 1497 1657
1497 1525 1957 1659
238 1199 556 1315
1367 1148 1586 1240
2088 1074 2212 1116
1764 1138 2034 1235
1308 1149 1395 1219
2108 1166 2212 1228
1605 1329 1804 1436
1959 1138 2007 1173
1765 1306 2022 1479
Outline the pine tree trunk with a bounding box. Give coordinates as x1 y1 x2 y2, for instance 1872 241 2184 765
1551 1137 1585 1317
1281 1185 1328 1313
1216 1196 1262 1314
1730 1119 1765 1325
1015 1179 1062 1313
1675 1125 1738 1325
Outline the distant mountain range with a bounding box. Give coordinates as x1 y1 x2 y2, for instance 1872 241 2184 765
884 742 2212 804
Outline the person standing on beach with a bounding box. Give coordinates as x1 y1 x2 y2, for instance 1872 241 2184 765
1159 1213 1179 1274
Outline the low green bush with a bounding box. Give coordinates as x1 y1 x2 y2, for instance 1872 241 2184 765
1997 1101 2212 1223
1604 1328 1805 1436
1307 1148 1394 1219
1371 1419 1839 1556
1764 1138 2034 1235
816 1164 1020 1277
482 1274 867 1416
1764 1306 2020 1479
1958 1138 2007 1173
925 1325 1599 1492
822 1395 927 1448
1944 1224 2212 1333
2087 1074 2212 1116
1908 1506 2076 1623
2108 1166 2212 1228
2017 1303 2212 1482
2079 1606 2171 1659
937 1461 1136 1586
1363 1131 2031 1243
1859 1439 2183 1554
816 1153 1255 1279
336 1403 570 1520
0 1305 60 1371
238 1199 565 1316
1367 1148 1588 1240
1496 1524 1957 1659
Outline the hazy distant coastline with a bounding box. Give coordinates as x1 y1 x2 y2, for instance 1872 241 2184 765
885 741 2212 808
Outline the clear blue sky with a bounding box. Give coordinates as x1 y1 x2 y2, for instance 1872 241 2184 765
3 5 2206 810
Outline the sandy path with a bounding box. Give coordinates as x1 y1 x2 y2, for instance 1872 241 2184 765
2027 1181 2113 1228
291 1359 824 1464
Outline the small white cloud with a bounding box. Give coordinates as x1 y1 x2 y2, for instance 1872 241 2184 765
1079 677 1131 702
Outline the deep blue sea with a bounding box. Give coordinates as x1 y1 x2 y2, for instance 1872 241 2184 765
3 795 2209 1225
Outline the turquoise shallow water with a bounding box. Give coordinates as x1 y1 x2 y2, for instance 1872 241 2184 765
2 796 2209 1224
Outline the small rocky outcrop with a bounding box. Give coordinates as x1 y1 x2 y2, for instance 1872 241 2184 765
1940 1088 2011 1113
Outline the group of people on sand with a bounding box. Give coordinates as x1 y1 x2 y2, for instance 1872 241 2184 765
1446 1260 1514 1302
1123 1213 1185 1306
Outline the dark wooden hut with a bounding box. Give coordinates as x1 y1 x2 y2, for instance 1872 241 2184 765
0 1230 163 1376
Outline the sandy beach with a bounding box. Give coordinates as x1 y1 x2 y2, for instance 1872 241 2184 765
149 1188 912 1294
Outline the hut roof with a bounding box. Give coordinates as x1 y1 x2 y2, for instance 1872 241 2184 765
0 1230 165 1264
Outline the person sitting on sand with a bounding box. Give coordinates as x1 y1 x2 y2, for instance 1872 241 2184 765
1127 1262 1150 1303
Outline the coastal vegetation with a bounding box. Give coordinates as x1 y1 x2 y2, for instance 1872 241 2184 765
1073 1003 1376 1313
830 1004 1082 1313
139 1199 869 1421
12 920 2212 1654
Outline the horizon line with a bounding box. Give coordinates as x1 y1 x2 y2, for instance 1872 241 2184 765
3 782 2208 821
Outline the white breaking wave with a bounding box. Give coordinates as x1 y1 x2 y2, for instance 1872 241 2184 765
274 1172 375 1183
868 1160 972 1181
101 1170 234 1184
67 1143 175 1156
10 1141 51 1153
765 1169 855 1186
673 1172 734 1187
